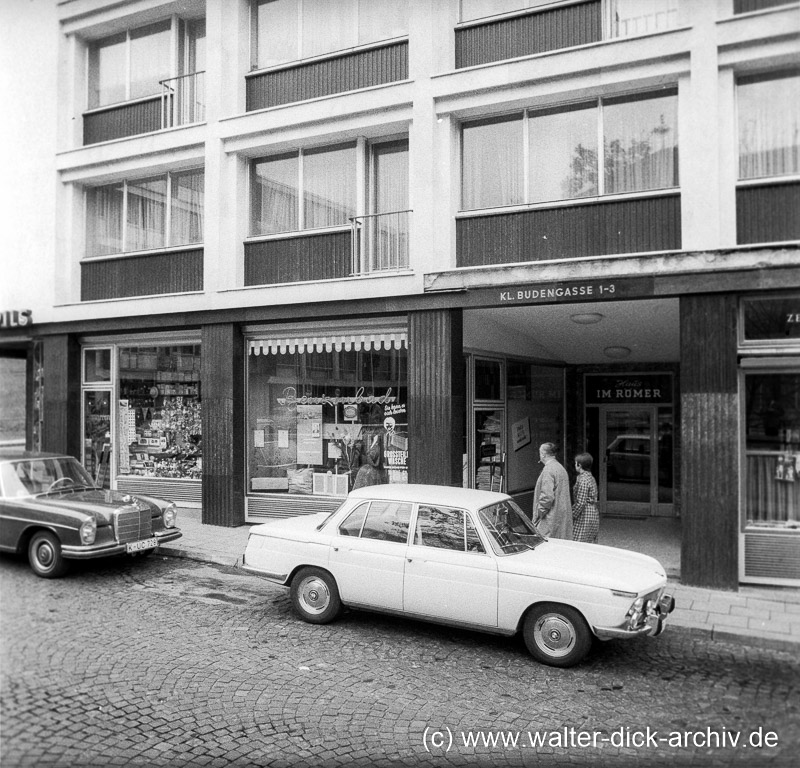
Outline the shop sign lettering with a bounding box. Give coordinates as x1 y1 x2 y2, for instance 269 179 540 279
585 374 672 405
277 386 397 408
0 309 32 328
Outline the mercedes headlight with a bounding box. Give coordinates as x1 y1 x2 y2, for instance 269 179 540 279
163 503 177 529
80 517 97 545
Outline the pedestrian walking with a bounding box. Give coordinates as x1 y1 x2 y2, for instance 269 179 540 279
572 452 599 544
532 442 572 539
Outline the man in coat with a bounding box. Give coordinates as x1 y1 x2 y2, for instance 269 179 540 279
532 442 572 539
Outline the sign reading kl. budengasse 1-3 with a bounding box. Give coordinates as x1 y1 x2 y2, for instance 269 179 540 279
464 277 655 307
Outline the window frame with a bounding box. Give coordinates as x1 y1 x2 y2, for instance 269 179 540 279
460 88 679 213
84 167 205 259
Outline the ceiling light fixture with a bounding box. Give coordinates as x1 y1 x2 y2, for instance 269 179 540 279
604 346 632 359
570 312 604 324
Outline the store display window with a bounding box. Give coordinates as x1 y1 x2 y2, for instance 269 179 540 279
744 371 800 530
118 344 202 480
247 334 407 496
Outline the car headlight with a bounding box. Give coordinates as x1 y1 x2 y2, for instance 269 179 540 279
163 503 177 529
80 517 97 545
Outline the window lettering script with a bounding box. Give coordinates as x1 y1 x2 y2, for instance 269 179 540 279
277 386 396 408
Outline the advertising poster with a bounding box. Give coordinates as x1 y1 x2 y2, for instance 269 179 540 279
296 404 323 464
383 402 408 483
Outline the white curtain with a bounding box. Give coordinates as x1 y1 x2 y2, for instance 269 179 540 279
303 0 357 58
358 0 408 44
127 177 166 251
530 106 598 203
462 117 524 210
603 94 678 195
170 170 204 246
252 154 299 235
303 145 356 229
255 0 298 68
738 74 800 180
129 21 171 100
87 184 124 256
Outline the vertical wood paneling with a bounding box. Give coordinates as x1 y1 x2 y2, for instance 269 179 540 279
41 335 81 458
457 195 681 267
247 41 408 111
680 295 739 589
456 1 601 68
81 248 203 301
736 182 800 244
201 324 245 527
83 97 162 145
407 309 465 486
244 233 351 286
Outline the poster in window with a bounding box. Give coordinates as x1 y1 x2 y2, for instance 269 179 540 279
296 405 323 464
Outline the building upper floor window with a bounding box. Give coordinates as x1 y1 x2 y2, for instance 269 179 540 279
459 0 678 38
737 70 800 181
461 90 678 210
251 0 408 70
86 169 204 257
250 139 408 236
88 19 205 110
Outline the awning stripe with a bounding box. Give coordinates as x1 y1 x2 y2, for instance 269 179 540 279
249 332 407 355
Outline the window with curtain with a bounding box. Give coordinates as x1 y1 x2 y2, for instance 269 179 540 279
608 0 678 38
86 169 204 257
462 116 524 210
460 0 554 23
251 145 356 235
462 91 677 210
252 0 408 69
88 21 172 109
744 371 800 529
738 71 800 181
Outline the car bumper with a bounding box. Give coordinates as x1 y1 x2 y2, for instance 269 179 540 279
61 528 182 560
594 593 676 641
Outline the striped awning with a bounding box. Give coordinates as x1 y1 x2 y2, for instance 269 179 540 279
248 327 407 356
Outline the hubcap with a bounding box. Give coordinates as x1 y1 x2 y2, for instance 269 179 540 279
535 614 575 657
36 542 55 569
299 577 330 615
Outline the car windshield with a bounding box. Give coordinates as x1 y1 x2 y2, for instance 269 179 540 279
478 499 545 555
0 457 96 498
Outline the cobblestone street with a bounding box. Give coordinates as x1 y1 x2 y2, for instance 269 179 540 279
1 554 798 767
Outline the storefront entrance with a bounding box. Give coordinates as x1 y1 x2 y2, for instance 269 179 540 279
598 405 673 517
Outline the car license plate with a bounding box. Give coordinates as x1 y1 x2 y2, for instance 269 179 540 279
126 537 158 553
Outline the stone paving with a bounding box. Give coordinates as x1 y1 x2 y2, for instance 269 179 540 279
1 555 799 767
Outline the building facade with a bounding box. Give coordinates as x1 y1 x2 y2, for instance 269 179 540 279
1 0 799 589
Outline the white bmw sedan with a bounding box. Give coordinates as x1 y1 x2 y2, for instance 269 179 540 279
243 484 674 667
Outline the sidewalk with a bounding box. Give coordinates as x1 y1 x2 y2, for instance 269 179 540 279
159 507 800 654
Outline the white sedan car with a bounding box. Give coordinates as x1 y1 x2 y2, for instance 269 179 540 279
243 484 674 667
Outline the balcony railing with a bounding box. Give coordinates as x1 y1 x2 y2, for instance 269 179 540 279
351 210 411 275
160 71 205 129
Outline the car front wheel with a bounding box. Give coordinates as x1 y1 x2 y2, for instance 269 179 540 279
290 567 342 624
28 531 69 579
523 603 592 668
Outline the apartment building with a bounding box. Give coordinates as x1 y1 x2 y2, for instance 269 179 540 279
1 0 798 589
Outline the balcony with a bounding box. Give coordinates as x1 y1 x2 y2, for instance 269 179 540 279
82 71 205 145
351 210 411 274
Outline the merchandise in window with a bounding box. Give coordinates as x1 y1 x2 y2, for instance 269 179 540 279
118 345 202 481
247 345 408 495
737 71 800 181
86 169 204 257
252 0 408 69
744 372 800 530
461 91 678 210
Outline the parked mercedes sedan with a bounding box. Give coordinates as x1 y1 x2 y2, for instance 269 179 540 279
0 452 181 578
243 484 674 667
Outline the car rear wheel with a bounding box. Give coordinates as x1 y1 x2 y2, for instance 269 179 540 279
290 567 342 624
28 531 69 579
523 603 592 668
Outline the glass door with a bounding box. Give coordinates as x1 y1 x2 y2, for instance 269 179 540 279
601 406 655 516
83 390 113 489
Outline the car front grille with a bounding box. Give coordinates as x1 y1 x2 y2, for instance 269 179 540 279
115 507 153 543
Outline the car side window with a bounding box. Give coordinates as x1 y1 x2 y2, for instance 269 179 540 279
360 501 413 543
415 506 485 553
338 502 369 536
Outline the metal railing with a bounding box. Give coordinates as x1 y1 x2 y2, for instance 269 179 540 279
160 71 206 129
350 209 411 275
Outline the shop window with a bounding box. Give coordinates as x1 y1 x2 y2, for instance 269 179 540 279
741 295 800 345
84 348 112 383
737 71 800 181
251 0 408 70
247 328 408 495
117 345 202 481
461 90 678 211
743 371 800 530
86 169 204 257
